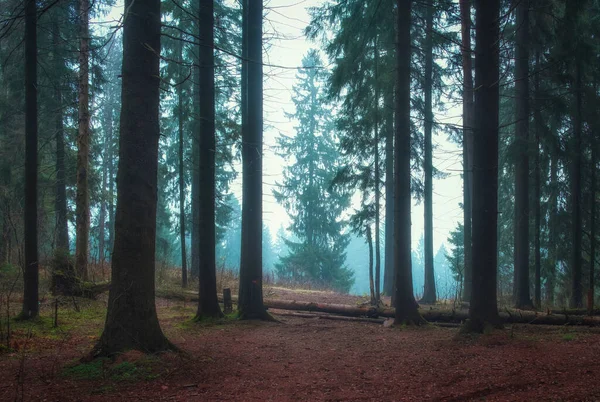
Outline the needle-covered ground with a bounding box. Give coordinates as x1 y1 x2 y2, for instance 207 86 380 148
2 288 600 401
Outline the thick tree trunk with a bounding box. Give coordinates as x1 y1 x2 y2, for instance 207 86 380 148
466 0 502 332
421 0 436 305
95 0 171 355
177 26 187 289
196 0 222 319
383 90 394 297
460 0 474 303
514 0 532 309
22 0 39 319
533 51 542 308
394 0 422 325
75 0 90 281
52 19 69 253
238 0 269 320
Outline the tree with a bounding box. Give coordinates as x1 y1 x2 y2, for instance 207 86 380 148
238 0 270 320
175 7 187 289
566 0 584 309
420 0 436 305
465 0 502 332
394 0 423 325
274 50 353 293
21 0 38 319
75 0 90 281
52 15 69 254
514 0 532 309
196 0 222 319
459 0 474 303
94 0 172 354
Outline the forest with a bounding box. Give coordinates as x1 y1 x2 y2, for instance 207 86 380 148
2 0 600 400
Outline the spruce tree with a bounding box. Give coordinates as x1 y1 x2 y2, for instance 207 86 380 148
274 50 353 293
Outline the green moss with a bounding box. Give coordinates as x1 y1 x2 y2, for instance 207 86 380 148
63 358 109 380
63 358 156 382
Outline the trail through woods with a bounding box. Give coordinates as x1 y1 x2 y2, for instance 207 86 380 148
2 288 600 401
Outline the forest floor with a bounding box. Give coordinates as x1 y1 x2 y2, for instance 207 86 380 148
2 287 600 401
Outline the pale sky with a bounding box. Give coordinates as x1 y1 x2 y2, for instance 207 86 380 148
100 0 465 252
255 0 465 251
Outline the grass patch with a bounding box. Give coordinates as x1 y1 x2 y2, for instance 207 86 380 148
63 358 109 380
562 333 577 342
63 356 158 382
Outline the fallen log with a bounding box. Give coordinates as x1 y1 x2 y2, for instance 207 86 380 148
271 310 385 324
155 289 600 326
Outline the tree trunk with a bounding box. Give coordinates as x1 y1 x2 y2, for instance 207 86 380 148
196 0 222 319
590 143 596 314
94 0 172 355
533 50 542 308
52 19 69 253
460 0 474 303
466 0 502 332
367 225 375 304
421 0 436 305
374 34 381 303
383 89 394 297
547 142 558 304
75 0 90 281
394 0 422 325
570 59 583 309
177 23 188 289
238 0 270 320
107 113 115 256
98 133 108 265
514 0 532 309
22 0 39 319
191 82 200 281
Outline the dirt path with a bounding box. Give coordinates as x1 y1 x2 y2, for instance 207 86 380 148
2 296 600 401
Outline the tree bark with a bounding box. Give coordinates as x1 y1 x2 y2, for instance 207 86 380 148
367 225 375 304
238 0 270 320
547 142 558 304
533 51 542 308
459 0 474 303
421 0 436 305
394 0 422 325
570 59 583 309
94 0 172 355
374 34 381 303
196 0 222 319
98 129 108 264
52 19 69 253
383 89 394 297
514 0 532 309
22 0 39 319
75 0 90 281
590 143 596 314
466 0 502 332
177 22 187 289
